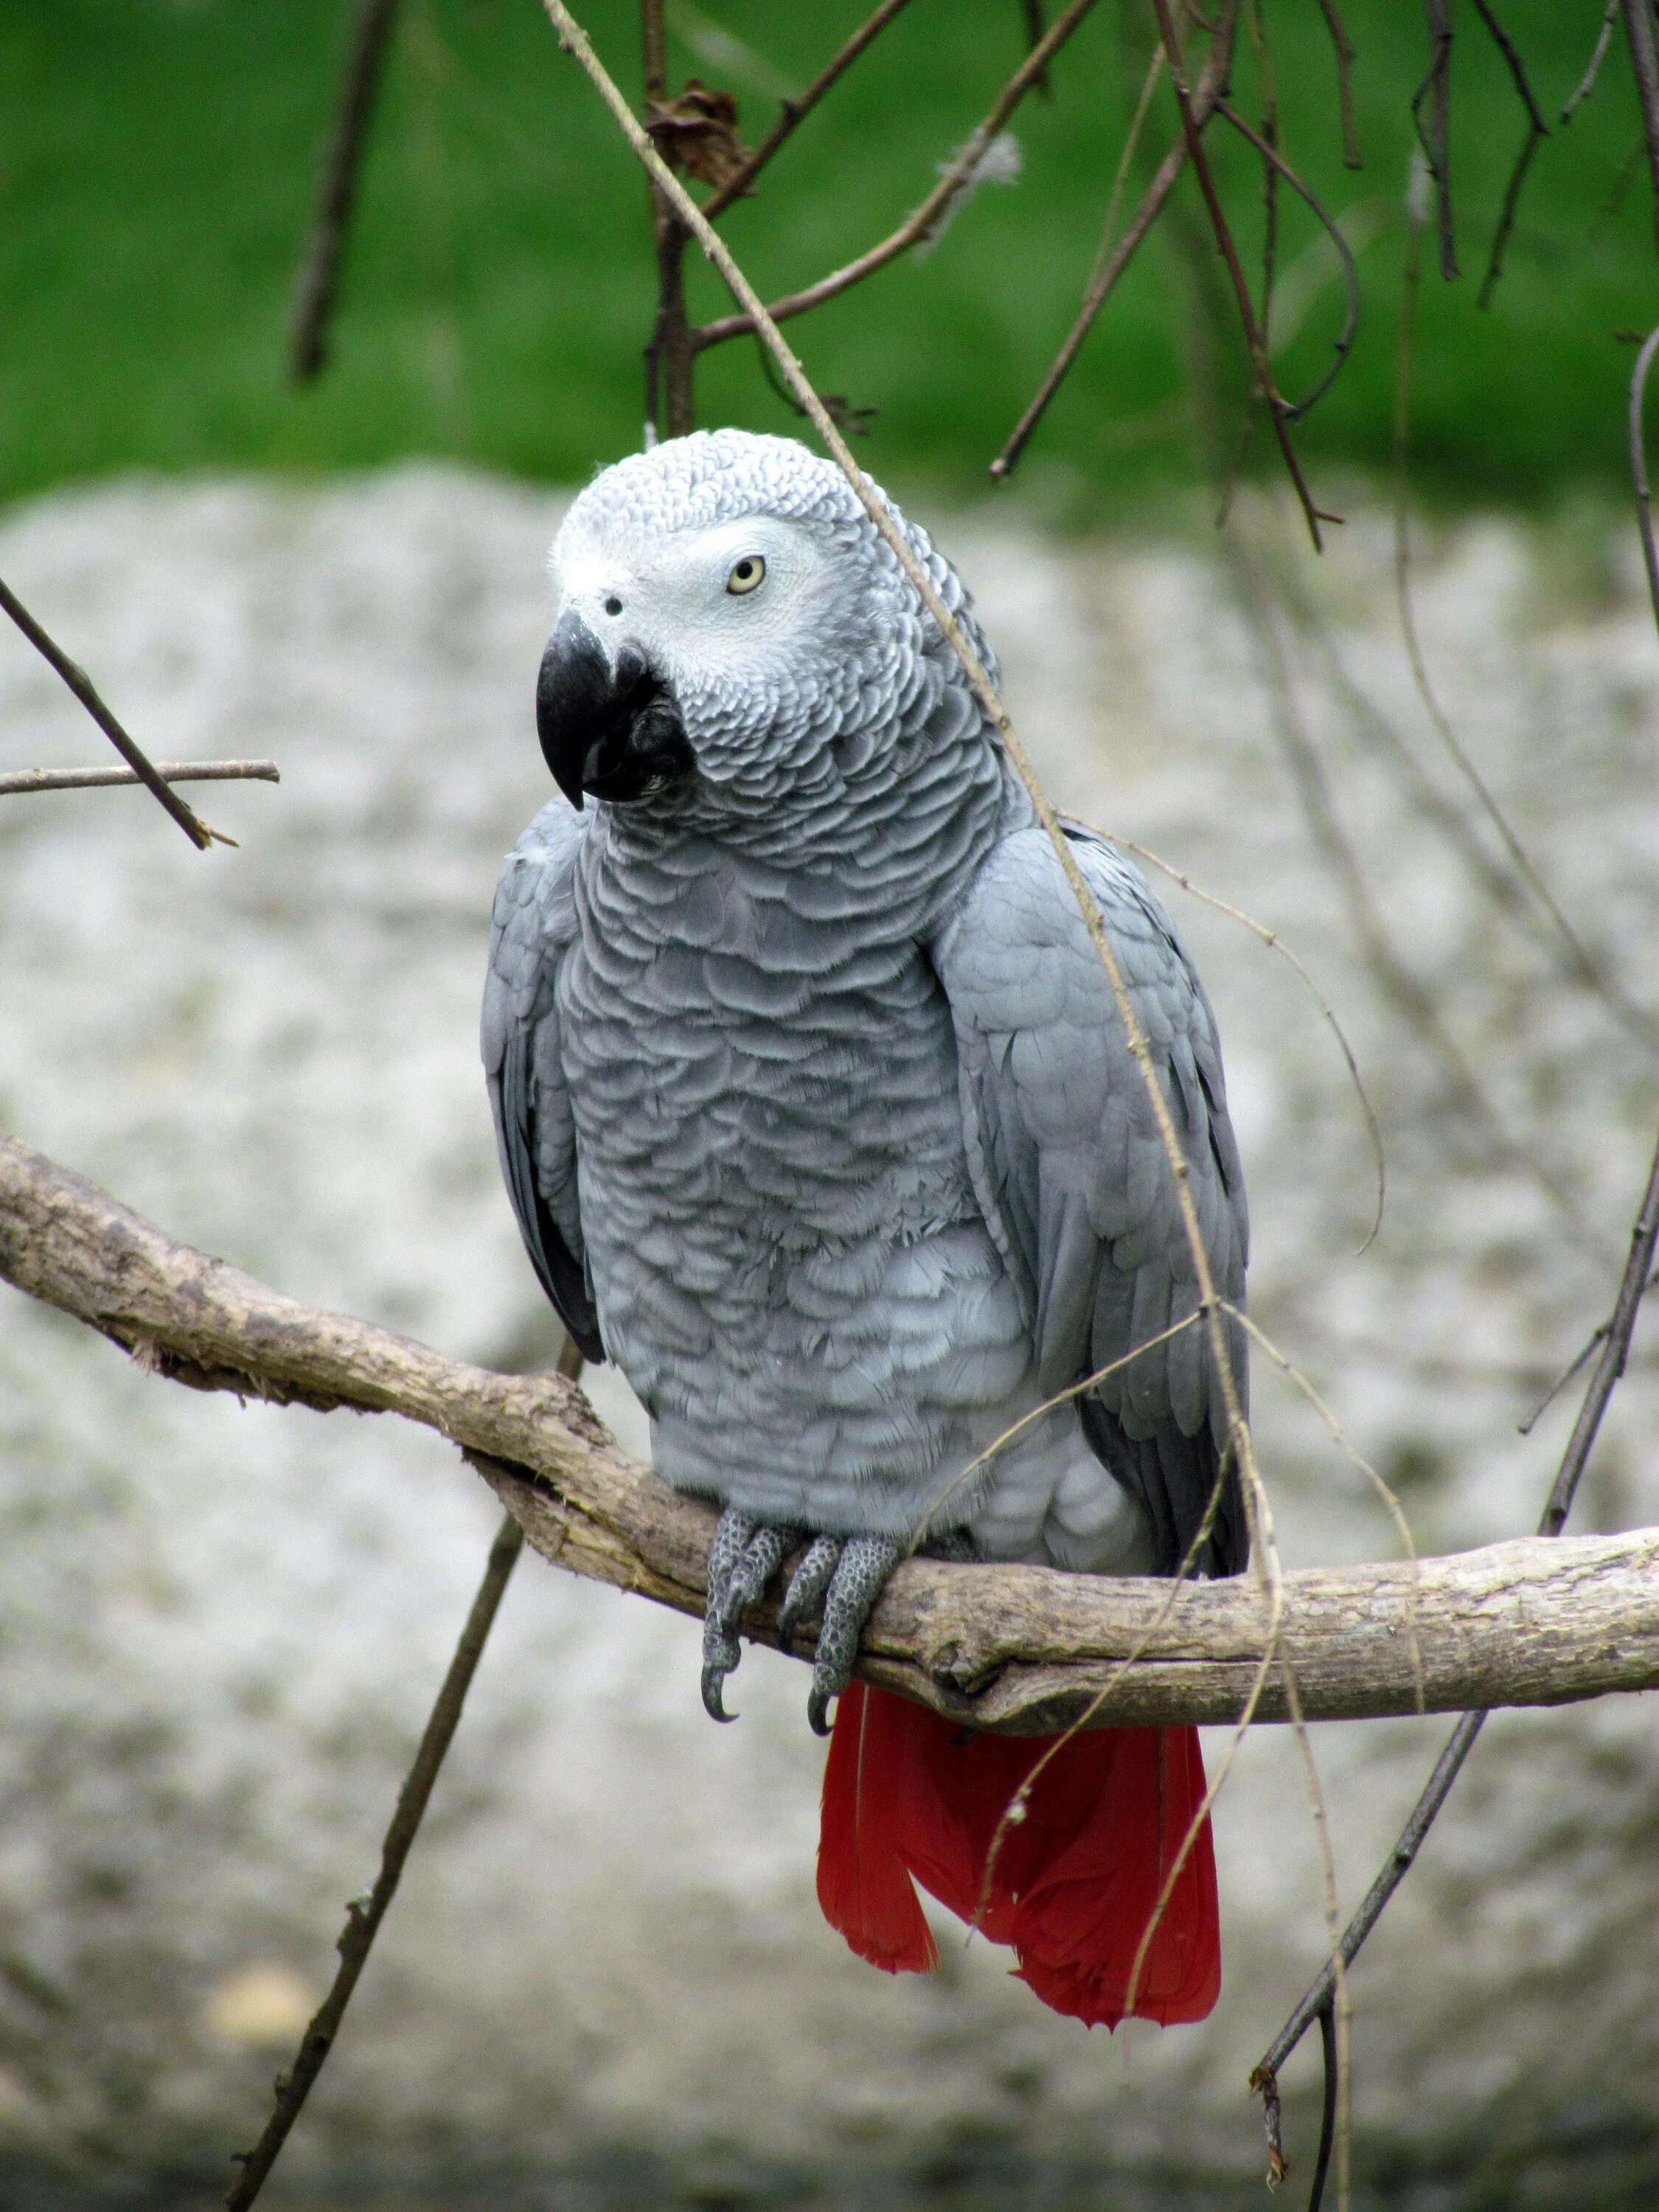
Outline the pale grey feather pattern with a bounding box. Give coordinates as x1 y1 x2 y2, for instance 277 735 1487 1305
484 428 1246 1593
932 821 1249 1575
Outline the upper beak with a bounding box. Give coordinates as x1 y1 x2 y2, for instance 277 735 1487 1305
535 609 692 810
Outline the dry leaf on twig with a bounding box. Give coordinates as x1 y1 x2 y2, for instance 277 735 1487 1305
645 80 751 192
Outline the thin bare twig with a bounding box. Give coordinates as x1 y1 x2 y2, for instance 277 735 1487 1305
1092 829 1385 1250
1411 0 1457 281
988 15 1235 481
1253 1117 1659 2168
1270 552 1640 1009
641 0 695 438
1222 529 1593 1236
1304 2001 1340 2211
1020 0 1053 98
970 1447 1233 1938
0 760 279 799
1120 1448 1323 2050
1621 0 1659 255
1562 3 1619 125
1279 1659 1350 2212
1083 42 1166 293
225 1504 532 2208
1213 101 1360 420
692 0 1102 350
1517 1268 1659 1434
1318 0 1360 168
0 575 219 849
1394 173 1657 1052
1224 1302 1423 1708
698 0 920 220
1470 0 1548 307
1628 322 1659 630
289 0 403 383
1470 2 1546 137
1151 0 1334 549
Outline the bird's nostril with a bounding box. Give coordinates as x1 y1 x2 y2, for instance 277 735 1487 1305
604 596 623 616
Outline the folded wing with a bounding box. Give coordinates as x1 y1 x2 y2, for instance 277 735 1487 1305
933 821 1248 1576
481 799 603 1363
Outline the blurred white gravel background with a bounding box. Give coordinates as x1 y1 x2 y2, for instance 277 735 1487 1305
0 467 1655 2205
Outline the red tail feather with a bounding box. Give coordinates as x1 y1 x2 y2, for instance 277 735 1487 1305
817 1681 1220 2028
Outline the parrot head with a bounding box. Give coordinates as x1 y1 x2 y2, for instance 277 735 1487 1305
537 428 959 813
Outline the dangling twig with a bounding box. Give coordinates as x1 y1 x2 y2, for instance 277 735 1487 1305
0 759 278 799
1088 828 1385 1250
1621 0 1659 255
223 1332 583 2206
1563 3 1619 125
1213 100 1360 421
1470 1 1548 308
1394 166 1658 1054
1411 0 1458 280
288 0 404 383
0 574 222 849
698 0 921 220
1150 0 1336 549
692 0 1102 351
1627 321 1659 629
989 14 1235 481
1318 0 1360 168
1251 1120 1659 2170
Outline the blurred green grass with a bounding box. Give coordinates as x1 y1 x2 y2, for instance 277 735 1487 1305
2 0 1656 515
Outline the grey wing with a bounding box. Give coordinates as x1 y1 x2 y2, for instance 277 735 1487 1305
481 799 604 1363
933 821 1249 1577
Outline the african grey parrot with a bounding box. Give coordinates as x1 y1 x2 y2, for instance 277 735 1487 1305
483 430 1248 2025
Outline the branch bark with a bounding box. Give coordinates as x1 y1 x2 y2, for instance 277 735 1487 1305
4 1134 1657 1735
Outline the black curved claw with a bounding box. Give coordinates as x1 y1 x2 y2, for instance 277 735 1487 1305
701 1644 740 1722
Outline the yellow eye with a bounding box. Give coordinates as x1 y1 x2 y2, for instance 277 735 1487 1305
726 554 766 597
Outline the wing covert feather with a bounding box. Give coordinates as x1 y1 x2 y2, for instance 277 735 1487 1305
481 799 603 1362
933 823 1249 1576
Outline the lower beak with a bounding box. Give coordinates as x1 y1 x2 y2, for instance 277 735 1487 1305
535 611 692 810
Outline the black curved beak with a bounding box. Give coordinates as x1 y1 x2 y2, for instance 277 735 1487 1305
535 610 692 810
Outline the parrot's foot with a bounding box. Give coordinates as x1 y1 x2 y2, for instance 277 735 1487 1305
698 1509 902 1736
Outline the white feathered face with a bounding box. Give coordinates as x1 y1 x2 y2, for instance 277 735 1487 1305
536 430 929 813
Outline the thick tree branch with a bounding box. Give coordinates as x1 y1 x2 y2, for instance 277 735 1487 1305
4 1134 1657 1735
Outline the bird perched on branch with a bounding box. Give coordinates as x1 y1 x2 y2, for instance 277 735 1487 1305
483 429 1248 2028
